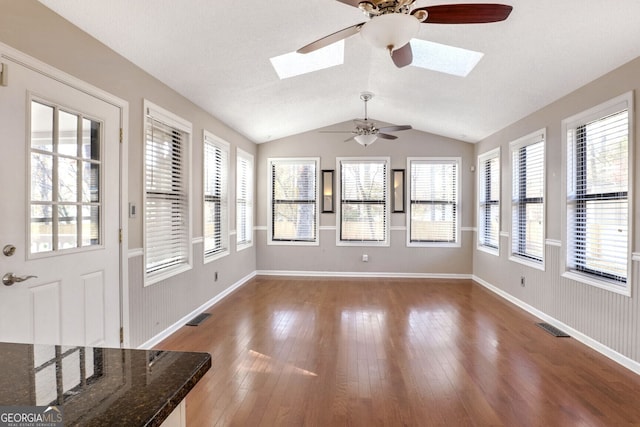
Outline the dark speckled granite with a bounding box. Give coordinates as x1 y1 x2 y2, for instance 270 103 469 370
0 342 211 427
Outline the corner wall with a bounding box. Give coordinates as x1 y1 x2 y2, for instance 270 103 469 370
256 127 475 276
473 56 640 367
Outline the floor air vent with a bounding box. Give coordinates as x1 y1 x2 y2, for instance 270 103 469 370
186 313 211 326
536 322 570 337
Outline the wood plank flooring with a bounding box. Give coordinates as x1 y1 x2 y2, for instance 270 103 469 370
158 277 640 426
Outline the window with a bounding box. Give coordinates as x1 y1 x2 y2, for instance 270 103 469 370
408 158 459 246
236 148 254 250
477 148 500 253
510 130 545 267
144 100 192 284
338 158 389 245
563 93 632 294
203 131 229 260
269 158 318 244
29 99 102 255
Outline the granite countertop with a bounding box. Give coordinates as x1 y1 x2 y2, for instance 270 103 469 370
0 342 211 426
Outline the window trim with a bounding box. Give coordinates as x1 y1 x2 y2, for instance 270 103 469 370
336 157 390 247
508 129 546 271
203 130 230 263
561 91 634 296
477 148 501 256
267 157 320 246
236 148 254 252
143 100 193 286
406 157 461 248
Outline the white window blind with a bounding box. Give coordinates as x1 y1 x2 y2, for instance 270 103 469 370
270 158 317 243
236 149 253 248
204 132 229 259
510 132 545 263
144 103 191 281
566 98 630 287
339 159 388 244
478 149 500 251
408 158 459 244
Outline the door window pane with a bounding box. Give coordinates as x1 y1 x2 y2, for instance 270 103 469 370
58 110 78 157
82 118 100 160
31 102 53 152
31 205 52 254
58 157 78 202
29 100 102 255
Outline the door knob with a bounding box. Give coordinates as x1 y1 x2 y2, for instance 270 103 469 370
2 273 37 286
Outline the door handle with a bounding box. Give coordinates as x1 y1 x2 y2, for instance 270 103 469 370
2 273 38 286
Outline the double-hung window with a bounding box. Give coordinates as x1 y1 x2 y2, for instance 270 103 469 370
563 92 632 294
338 158 389 246
144 100 192 284
269 158 318 245
408 158 459 246
477 148 500 254
236 148 254 250
203 131 229 261
510 130 545 267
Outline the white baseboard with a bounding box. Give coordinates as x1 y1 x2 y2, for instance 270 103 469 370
472 275 640 376
137 271 257 350
256 270 472 279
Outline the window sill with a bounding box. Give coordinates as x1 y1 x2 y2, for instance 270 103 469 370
407 242 461 248
236 242 253 252
509 255 545 271
145 263 193 287
336 240 389 247
562 271 631 297
204 249 229 264
477 245 499 256
267 240 319 246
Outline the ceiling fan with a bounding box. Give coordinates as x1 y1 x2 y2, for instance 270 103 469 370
322 92 411 147
297 1 513 68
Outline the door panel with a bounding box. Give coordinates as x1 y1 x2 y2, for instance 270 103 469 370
0 58 121 347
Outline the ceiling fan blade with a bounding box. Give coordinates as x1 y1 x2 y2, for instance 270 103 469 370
391 43 413 68
377 133 398 140
378 125 412 133
297 22 365 54
344 136 356 143
335 0 361 7
320 130 354 133
414 4 513 24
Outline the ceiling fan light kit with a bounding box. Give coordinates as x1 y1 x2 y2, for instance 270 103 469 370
360 13 420 53
297 1 512 68
321 92 412 147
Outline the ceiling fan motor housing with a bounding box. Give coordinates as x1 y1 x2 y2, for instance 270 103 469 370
358 0 416 17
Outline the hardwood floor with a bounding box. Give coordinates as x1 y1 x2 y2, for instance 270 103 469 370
158 277 640 426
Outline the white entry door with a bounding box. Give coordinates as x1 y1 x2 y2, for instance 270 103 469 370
0 56 121 347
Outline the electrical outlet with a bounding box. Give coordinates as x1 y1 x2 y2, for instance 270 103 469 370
520 276 525 287
362 254 368 262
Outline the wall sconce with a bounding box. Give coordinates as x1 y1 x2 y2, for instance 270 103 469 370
392 169 405 213
322 170 334 213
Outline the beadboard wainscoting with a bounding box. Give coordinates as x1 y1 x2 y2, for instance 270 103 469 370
474 237 640 374
128 240 256 349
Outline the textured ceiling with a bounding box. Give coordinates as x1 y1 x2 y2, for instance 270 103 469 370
40 0 640 143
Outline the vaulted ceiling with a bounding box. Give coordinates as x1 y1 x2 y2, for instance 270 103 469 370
40 0 640 143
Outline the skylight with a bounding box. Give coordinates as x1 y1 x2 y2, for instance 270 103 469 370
270 41 344 79
410 39 484 77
